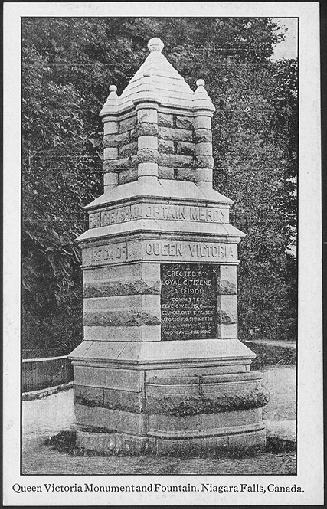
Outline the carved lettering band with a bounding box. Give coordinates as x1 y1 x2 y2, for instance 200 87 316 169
82 240 237 267
89 203 228 228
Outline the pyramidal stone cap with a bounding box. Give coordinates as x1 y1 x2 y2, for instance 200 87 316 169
100 38 215 116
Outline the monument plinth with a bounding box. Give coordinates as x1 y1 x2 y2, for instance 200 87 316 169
69 38 268 455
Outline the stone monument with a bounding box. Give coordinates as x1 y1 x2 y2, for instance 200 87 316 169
69 38 268 455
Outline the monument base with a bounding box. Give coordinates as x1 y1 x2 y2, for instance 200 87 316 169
70 339 268 456
75 427 266 456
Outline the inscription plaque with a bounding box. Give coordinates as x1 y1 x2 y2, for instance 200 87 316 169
161 263 218 341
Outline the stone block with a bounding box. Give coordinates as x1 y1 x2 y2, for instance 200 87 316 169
194 129 212 143
158 153 193 168
83 294 160 313
227 429 266 450
148 408 261 434
83 309 161 327
146 370 261 386
158 166 175 179
74 385 104 407
103 121 118 135
103 147 118 160
103 173 118 188
74 366 105 387
194 116 211 130
219 323 238 339
195 155 214 169
74 366 144 391
158 112 174 127
76 431 154 455
138 162 159 177
216 310 236 325
159 126 193 142
83 279 161 298
83 324 161 342
176 141 195 155
89 212 101 228
75 431 117 453
103 158 130 173
119 141 138 158
137 108 158 124
88 262 159 286
140 263 161 281
103 388 143 413
131 123 159 139
137 148 159 163
75 404 147 435
175 116 194 130
119 115 137 133
103 131 129 148
217 280 237 295
155 435 228 456
195 168 212 183
218 266 238 294
83 262 147 283
146 364 248 384
175 168 197 182
218 295 237 324
195 142 212 156
145 380 267 416
138 136 158 151
118 168 138 185
103 368 144 392
158 139 175 154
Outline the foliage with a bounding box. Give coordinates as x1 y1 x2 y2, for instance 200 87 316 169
21 18 297 354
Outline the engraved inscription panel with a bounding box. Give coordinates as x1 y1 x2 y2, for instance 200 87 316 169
161 263 218 341
89 203 229 228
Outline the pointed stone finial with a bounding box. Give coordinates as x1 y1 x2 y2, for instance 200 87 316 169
100 84 118 117
193 78 215 113
148 38 164 53
195 79 209 97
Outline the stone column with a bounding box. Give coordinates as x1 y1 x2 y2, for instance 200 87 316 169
101 85 119 192
134 95 159 185
193 79 215 189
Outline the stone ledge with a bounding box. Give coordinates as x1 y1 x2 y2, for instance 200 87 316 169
77 219 245 242
84 179 233 210
69 339 256 365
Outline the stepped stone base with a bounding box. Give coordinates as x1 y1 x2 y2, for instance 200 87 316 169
70 339 268 456
76 428 266 456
